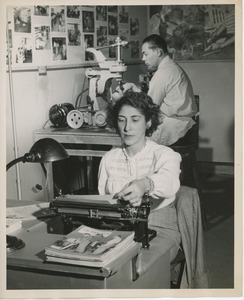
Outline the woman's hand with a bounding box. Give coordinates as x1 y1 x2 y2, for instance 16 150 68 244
113 178 149 207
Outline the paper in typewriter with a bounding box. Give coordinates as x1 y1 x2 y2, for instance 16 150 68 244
45 224 135 266
53 194 117 205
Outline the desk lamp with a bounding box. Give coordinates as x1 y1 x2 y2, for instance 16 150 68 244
6 138 69 250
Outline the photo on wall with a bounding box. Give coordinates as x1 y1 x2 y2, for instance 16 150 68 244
82 10 95 32
130 17 139 36
96 6 107 21
84 34 94 61
14 36 32 63
14 6 31 33
67 6 80 18
119 6 129 23
51 6 66 32
108 15 118 35
52 37 67 61
108 6 118 13
130 40 139 59
34 5 49 16
108 38 116 58
97 25 107 46
35 25 51 50
119 28 129 48
149 5 234 60
67 23 81 46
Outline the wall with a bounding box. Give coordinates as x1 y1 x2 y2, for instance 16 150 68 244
6 5 235 201
180 61 235 163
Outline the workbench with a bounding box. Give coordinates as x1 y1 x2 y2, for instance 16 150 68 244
34 127 122 199
7 199 174 290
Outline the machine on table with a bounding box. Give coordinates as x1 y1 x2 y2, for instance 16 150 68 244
50 194 156 249
49 37 128 129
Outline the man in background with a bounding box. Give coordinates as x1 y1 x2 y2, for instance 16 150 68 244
113 34 197 146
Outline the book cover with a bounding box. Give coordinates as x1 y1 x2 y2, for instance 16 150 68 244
45 224 135 262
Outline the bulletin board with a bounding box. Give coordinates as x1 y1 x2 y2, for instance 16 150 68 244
148 5 235 61
6 5 147 69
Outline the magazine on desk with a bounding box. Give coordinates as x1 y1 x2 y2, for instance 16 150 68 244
45 240 140 268
45 224 136 267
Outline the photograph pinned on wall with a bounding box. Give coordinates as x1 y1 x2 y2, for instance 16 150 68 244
35 26 51 50
67 6 80 19
149 5 235 60
119 6 128 24
108 38 116 58
51 6 66 32
52 37 67 61
34 6 49 16
14 6 31 33
96 6 107 22
67 23 81 46
97 25 107 47
130 40 139 59
82 11 95 33
118 29 129 48
130 17 139 36
108 6 118 13
7 29 13 48
6 48 12 65
108 15 118 35
84 34 94 61
130 18 140 35
14 36 32 63
6 30 12 65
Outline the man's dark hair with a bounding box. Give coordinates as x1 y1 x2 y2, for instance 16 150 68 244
142 34 168 54
106 90 161 136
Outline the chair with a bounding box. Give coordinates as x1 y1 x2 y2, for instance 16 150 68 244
170 96 208 230
170 186 209 288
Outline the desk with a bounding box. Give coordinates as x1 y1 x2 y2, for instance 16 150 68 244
34 127 122 199
7 200 174 290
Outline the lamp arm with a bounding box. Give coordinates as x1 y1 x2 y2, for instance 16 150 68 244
6 153 35 171
6 156 25 171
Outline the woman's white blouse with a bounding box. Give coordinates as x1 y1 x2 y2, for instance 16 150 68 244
98 139 181 211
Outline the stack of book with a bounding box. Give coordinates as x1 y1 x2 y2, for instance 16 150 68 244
45 225 137 268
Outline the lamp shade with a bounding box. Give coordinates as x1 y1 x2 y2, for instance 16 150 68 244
27 138 69 163
7 138 69 171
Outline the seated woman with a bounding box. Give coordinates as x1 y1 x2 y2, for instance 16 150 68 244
98 90 182 260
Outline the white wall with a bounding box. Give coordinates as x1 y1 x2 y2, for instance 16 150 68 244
180 61 235 163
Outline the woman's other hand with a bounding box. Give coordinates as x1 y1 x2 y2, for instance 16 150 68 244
114 178 149 207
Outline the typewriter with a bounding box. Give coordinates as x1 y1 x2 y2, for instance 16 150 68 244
50 194 156 248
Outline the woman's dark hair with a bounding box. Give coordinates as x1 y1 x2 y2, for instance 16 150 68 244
142 34 168 54
106 90 161 136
